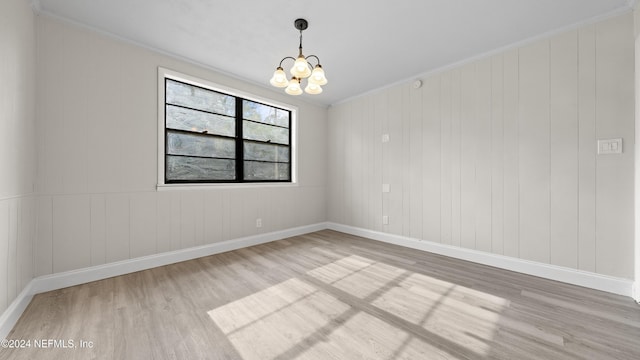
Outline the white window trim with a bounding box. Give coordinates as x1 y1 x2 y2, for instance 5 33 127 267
157 67 298 190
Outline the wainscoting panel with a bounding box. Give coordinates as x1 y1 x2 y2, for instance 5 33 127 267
328 13 635 280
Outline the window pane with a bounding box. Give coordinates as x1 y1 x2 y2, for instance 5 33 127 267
244 161 290 181
243 100 289 127
276 109 289 127
166 79 235 116
167 131 235 159
243 142 289 162
243 121 289 145
163 73 293 184
166 105 235 137
167 155 235 181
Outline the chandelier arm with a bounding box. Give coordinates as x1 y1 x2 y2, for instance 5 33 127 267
278 56 297 68
305 55 321 67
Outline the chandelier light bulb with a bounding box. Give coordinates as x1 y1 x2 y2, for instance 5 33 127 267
291 56 311 79
304 82 323 94
269 67 289 88
285 78 303 95
309 65 328 85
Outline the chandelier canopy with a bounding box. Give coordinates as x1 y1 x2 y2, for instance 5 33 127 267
270 18 328 95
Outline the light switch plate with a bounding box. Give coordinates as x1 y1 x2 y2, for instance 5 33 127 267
597 138 622 155
382 184 390 193
382 134 390 143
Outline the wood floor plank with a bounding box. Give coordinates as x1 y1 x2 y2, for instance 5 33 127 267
1 229 639 359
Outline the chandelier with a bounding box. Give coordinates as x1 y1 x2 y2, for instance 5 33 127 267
270 18 328 95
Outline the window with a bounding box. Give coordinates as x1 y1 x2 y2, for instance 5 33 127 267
158 69 295 185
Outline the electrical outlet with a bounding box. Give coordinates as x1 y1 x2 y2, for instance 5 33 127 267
382 134 390 143
256 218 262 228
382 215 389 225
382 184 390 193
597 138 622 155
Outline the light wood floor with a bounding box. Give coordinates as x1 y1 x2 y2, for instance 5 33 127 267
2 230 639 359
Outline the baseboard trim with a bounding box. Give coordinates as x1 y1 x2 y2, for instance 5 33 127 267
0 283 34 341
2 221 634 339
633 283 640 304
0 222 327 339
327 222 634 297
30 222 328 295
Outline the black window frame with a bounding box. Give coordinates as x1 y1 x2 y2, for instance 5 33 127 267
163 76 293 184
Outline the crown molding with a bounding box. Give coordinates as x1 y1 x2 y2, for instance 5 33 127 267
33 10 329 109
333 5 633 107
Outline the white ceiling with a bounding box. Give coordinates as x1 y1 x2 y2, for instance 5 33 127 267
36 0 633 106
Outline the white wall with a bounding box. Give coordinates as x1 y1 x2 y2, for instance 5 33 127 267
34 15 328 276
0 0 37 315
328 13 635 280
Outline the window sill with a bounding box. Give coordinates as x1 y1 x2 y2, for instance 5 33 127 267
156 182 299 191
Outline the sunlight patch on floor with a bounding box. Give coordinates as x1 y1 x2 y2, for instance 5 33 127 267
208 254 510 359
307 254 406 299
207 278 318 334
370 273 509 355
208 277 350 360
300 312 455 360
